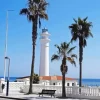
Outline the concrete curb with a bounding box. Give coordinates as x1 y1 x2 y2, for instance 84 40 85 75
0 96 28 100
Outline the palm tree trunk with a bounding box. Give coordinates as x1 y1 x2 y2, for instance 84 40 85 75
61 57 66 97
79 38 83 93
28 46 34 94
62 72 66 98
28 17 38 94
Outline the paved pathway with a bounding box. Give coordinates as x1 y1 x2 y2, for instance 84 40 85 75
0 95 89 100
0 98 89 100
0 99 21 100
0 92 89 100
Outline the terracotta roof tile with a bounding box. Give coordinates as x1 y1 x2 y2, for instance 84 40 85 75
17 75 76 81
51 76 57 80
56 76 62 80
65 77 75 80
40 76 76 81
40 76 51 80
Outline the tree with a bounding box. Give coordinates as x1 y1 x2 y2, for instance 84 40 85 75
69 17 93 88
33 73 39 84
51 42 77 98
20 0 48 94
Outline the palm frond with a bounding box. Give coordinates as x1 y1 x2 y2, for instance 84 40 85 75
20 0 48 23
88 22 93 27
55 44 61 54
83 17 88 22
69 24 78 37
61 42 70 51
39 17 41 28
71 34 78 43
28 0 40 5
39 13 48 20
39 0 49 10
69 17 93 48
51 54 60 62
28 15 34 21
20 8 34 22
51 41 77 74
20 8 29 15
89 32 93 37
73 18 77 23
34 0 40 3
67 46 76 54
61 42 66 48
67 57 76 67
60 42 69 55
65 42 70 50
71 60 76 67
66 57 72 61
71 54 77 59
78 17 82 24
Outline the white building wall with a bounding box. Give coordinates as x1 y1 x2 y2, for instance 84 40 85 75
16 78 29 82
56 81 62 86
39 80 50 85
39 79 78 86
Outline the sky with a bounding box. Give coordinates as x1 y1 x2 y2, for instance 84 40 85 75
0 0 100 78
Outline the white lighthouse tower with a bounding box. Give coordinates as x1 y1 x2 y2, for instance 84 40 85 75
39 28 50 76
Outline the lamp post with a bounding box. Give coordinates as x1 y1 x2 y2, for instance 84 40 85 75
4 10 14 81
5 56 10 96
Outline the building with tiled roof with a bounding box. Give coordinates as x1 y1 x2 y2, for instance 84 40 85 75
39 76 78 86
16 75 78 86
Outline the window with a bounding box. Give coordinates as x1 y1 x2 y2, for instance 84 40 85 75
53 83 55 85
67 83 69 86
72 83 74 86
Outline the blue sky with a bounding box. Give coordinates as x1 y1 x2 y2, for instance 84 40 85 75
0 0 100 78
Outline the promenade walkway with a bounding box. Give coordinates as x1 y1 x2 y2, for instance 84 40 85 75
0 92 88 100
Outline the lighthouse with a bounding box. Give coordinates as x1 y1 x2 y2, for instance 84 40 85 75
39 28 50 76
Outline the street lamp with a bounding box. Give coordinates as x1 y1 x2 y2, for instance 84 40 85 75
4 10 14 81
5 56 10 96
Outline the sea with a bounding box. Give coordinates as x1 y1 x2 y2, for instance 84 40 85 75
0 77 100 86
0 77 17 82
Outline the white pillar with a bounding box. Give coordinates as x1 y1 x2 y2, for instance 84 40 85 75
24 78 30 85
39 28 50 76
0 78 5 84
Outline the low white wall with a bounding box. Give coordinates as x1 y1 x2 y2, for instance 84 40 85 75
0 84 2 93
21 85 100 99
0 78 5 93
6 82 24 89
1 81 100 100
3 82 24 93
22 84 62 94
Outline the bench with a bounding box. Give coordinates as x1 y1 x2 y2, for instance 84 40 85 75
39 89 56 97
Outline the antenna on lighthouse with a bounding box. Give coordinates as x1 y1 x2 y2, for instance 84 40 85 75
42 27 48 33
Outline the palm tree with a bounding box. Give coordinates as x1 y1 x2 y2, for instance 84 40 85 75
51 42 77 98
20 0 48 94
69 17 93 88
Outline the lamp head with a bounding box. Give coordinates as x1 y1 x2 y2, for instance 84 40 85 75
5 56 9 59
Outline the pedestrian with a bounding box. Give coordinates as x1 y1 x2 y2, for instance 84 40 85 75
1 83 5 93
